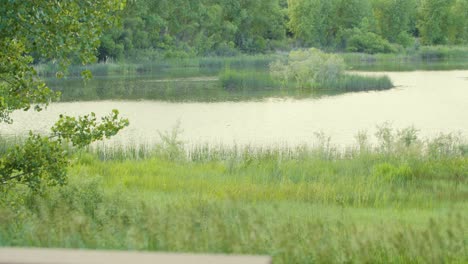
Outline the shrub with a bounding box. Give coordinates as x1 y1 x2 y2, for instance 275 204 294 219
270 48 345 88
342 28 398 54
270 49 393 92
156 122 185 161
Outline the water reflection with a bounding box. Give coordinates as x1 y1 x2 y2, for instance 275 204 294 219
47 73 354 102
45 57 468 103
2 71 467 147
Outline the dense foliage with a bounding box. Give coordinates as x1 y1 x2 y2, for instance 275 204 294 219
268 48 392 91
97 0 468 59
0 0 128 191
288 0 468 52
270 48 345 88
98 0 287 59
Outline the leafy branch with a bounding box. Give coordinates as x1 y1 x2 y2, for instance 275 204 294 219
0 110 129 191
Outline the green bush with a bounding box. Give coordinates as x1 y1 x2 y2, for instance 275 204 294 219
396 31 415 47
270 48 346 88
270 49 393 92
344 28 398 54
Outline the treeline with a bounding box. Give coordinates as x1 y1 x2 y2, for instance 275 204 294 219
98 0 468 60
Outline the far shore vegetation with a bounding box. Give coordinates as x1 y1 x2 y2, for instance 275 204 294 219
88 0 468 60
36 45 468 78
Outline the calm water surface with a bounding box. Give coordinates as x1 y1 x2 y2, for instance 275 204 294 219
1 70 467 147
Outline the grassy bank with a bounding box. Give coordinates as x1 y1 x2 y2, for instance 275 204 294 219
1 128 467 263
36 46 468 78
343 45 468 71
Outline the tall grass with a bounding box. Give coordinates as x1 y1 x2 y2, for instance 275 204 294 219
1 128 466 263
0 191 465 263
317 74 393 92
343 45 468 71
219 69 280 91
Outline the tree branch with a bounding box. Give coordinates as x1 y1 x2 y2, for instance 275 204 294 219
1 171 33 185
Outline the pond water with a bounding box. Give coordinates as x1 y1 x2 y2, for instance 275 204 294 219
1 70 467 147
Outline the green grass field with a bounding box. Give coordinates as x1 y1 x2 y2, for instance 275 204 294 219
1 128 467 263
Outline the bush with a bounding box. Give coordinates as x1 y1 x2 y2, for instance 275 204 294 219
270 49 393 92
211 42 240 57
396 31 415 47
342 28 398 54
270 48 345 88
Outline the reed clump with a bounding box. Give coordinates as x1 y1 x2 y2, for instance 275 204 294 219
318 74 393 92
219 68 280 91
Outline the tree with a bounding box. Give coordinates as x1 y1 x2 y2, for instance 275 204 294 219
418 0 455 45
372 0 417 46
447 0 468 44
287 0 330 47
0 1 129 191
288 0 374 49
227 0 286 53
97 0 287 58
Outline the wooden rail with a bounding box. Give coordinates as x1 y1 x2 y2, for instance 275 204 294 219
0 248 271 264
